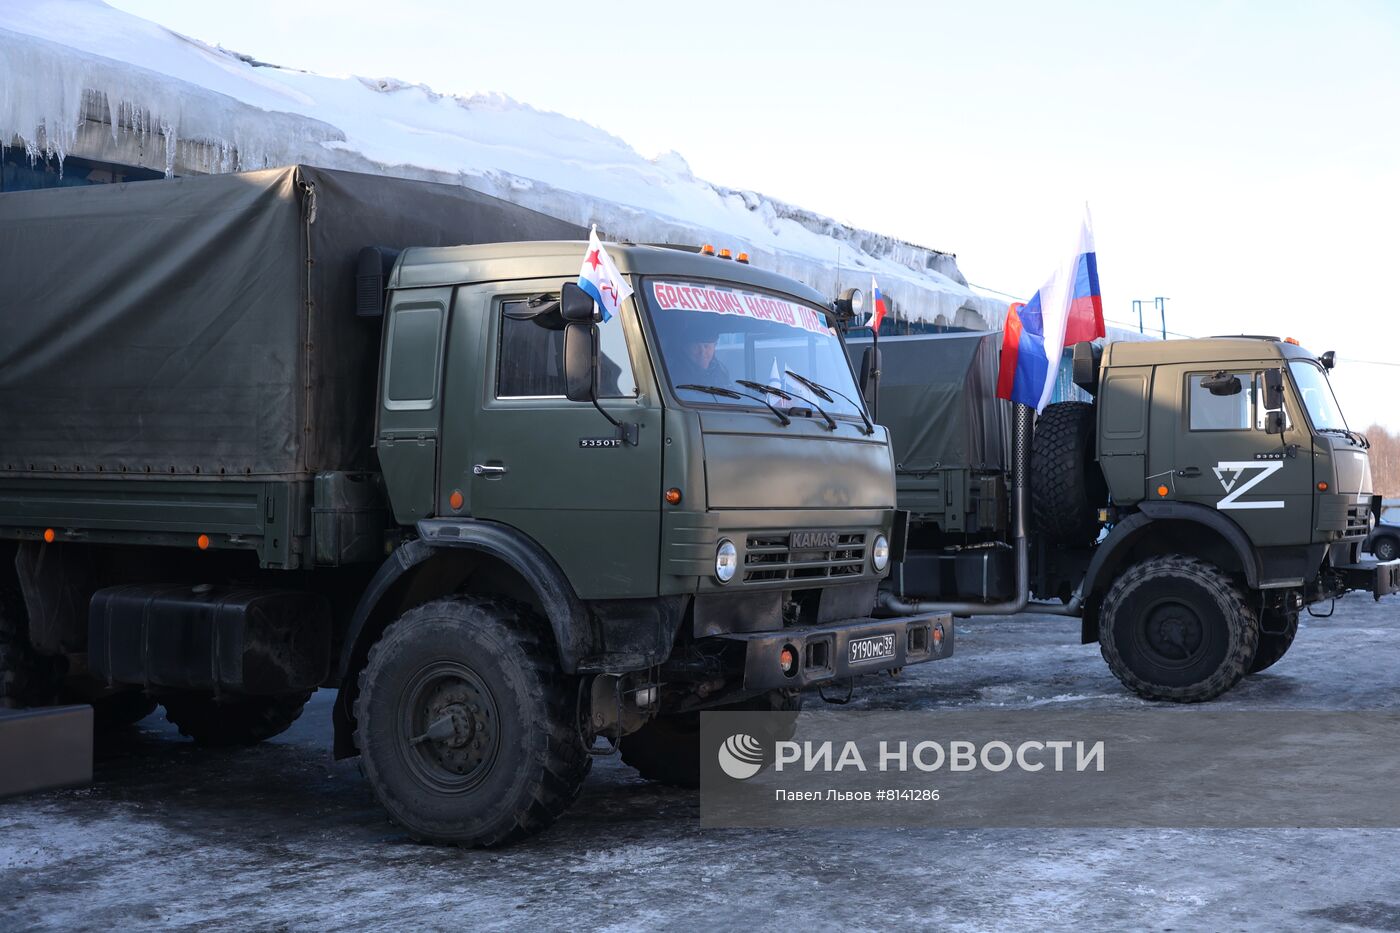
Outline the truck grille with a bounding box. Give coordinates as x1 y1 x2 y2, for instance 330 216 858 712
1345 503 1371 537
743 532 867 583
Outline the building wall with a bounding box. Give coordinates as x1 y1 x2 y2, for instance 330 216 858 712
1 150 162 192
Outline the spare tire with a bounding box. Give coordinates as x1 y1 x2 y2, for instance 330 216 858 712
1031 401 1107 547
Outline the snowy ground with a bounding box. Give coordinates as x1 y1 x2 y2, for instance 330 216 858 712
3 592 1400 932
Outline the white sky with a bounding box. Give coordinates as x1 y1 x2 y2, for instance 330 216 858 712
106 0 1400 431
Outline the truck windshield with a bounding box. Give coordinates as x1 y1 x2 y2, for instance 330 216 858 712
643 278 865 420
1289 360 1348 432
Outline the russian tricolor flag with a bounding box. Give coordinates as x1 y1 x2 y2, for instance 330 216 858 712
996 207 1104 411
870 276 888 333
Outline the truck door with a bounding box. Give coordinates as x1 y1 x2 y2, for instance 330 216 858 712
1153 363 1310 543
376 287 451 524
445 280 663 600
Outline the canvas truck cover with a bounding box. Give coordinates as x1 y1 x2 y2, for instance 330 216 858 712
0 166 582 479
846 332 1010 474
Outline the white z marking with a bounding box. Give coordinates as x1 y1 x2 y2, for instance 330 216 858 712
1212 461 1285 510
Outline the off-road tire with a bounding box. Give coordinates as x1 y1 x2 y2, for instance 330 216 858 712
621 689 803 788
161 690 312 746
0 581 65 709
1373 535 1399 563
1099 555 1258 702
1249 609 1299 675
1031 401 1107 547
354 596 589 848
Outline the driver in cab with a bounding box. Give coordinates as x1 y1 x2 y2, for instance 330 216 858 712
669 319 731 388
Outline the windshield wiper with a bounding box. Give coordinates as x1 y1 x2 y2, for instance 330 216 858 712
736 378 836 431
783 370 875 436
677 383 791 427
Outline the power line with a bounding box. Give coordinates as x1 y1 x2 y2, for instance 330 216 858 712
966 282 1027 302
1105 317 1196 339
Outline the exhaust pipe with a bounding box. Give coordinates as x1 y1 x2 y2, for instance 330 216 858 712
878 403 1034 617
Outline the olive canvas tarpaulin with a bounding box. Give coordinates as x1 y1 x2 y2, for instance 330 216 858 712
0 165 582 479
846 331 1011 474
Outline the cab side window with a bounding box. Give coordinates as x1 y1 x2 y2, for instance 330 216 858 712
1188 372 1252 430
495 299 637 399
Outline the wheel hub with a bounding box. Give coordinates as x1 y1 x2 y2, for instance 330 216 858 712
401 663 500 790
1143 601 1205 664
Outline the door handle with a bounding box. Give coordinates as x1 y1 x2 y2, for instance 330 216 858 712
473 464 508 476
1177 466 1201 478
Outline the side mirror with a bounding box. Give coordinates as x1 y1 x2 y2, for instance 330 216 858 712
858 346 881 409
560 281 597 324
1263 368 1285 410
1202 371 1243 397
1264 410 1286 435
563 322 596 403
1320 350 1336 370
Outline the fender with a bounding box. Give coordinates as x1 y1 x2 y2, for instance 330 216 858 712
331 519 592 758
1080 502 1262 630
334 519 591 682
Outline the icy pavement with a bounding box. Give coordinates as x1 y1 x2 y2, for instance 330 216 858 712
3 592 1399 932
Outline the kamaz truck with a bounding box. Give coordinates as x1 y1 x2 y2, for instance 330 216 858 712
845 329 1396 703
0 166 951 844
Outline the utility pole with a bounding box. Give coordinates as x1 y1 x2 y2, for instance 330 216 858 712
1131 297 1171 339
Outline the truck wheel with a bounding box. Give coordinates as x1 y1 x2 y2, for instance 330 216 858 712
354 596 589 847
621 689 802 788
0 582 65 709
1098 555 1258 702
1374 536 1399 562
1249 610 1299 674
161 690 313 746
1031 401 1107 547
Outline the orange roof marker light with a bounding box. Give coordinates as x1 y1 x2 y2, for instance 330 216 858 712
700 244 716 256
197 534 210 550
1285 337 1300 345
717 248 733 260
736 252 750 264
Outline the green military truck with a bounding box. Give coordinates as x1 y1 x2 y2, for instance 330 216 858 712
0 166 951 844
846 329 1397 702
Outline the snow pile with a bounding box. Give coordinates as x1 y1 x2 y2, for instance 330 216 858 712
0 0 1003 326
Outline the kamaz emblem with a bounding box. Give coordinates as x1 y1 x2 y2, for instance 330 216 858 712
791 530 840 549
1212 461 1285 510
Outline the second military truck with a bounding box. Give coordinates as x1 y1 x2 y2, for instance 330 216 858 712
847 329 1396 703
0 166 951 845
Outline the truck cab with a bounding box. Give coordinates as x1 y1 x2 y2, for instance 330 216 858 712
340 241 958 840
1093 337 1387 603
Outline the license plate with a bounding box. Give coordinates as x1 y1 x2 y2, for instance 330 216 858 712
848 633 896 665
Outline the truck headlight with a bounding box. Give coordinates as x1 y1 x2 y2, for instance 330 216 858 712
872 534 890 572
715 539 738 583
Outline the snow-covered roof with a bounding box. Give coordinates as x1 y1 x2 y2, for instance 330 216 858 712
0 0 1009 330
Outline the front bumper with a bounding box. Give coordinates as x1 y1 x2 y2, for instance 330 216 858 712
717 611 954 691
1338 560 1400 600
